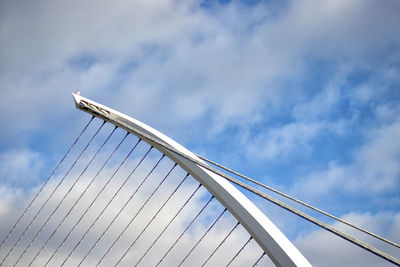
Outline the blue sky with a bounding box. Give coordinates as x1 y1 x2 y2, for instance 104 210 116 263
0 0 399 266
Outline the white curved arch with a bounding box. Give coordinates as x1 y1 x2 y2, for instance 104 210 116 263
72 93 311 267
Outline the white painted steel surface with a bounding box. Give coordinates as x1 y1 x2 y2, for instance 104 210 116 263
72 93 311 267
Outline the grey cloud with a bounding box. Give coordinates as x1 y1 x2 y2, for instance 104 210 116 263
1 0 400 144
0 158 263 266
295 212 400 267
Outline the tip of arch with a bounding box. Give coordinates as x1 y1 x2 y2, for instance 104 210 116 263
72 91 83 106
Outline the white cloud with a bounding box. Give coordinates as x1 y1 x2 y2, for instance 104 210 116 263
0 149 44 186
296 212 400 267
292 85 342 121
246 121 324 160
292 117 400 197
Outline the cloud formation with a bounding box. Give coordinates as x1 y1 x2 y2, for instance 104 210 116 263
1 0 399 265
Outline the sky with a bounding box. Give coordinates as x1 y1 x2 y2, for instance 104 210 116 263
0 0 400 266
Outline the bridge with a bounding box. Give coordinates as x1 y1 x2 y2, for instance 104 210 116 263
0 93 398 266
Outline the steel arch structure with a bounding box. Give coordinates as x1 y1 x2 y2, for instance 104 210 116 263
73 93 311 267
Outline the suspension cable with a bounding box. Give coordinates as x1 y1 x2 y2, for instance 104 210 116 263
252 252 265 267
134 183 203 266
226 236 252 266
27 132 134 267
201 221 240 267
179 208 227 266
44 140 146 267
58 146 155 267
224 174 400 266
0 120 105 266
96 173 190 266
10 125 117 266
157 195 215 265
107 121 399 265
78 161 176 266
0 116 94 251
196 154 400 250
